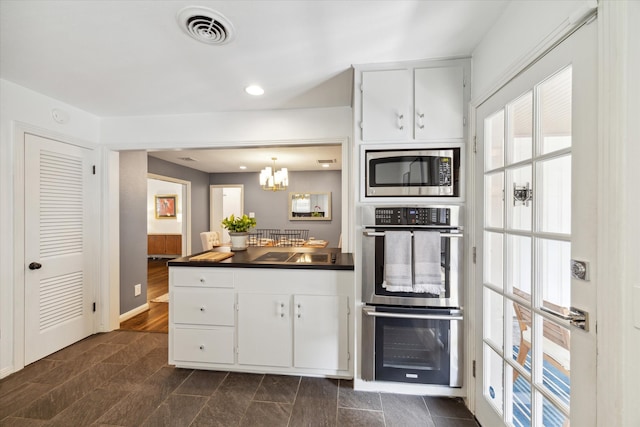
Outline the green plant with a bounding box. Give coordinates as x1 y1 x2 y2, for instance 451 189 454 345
221 214 256 233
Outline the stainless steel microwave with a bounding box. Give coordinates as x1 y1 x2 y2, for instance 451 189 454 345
365 148 460 197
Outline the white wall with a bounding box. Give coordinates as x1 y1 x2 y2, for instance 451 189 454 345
100 106 352 149
147 179 183 235
622 2 640 424
0 79 100 377
471 0 597 101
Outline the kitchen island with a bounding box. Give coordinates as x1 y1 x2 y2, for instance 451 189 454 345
167 247 355 379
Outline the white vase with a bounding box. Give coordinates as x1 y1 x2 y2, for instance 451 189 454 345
229 232 249 251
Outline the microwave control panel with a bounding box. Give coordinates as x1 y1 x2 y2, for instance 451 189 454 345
439 158 452 186
374 207 450 226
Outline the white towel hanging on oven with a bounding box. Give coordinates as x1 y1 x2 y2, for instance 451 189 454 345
382 231 413 292
413 231 444 294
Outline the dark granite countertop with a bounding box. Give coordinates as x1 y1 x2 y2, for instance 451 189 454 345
167 247 354 271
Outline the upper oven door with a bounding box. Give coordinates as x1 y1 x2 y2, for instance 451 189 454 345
365 149 458 197
362 228 463 307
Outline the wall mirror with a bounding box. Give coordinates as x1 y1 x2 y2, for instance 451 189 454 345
289 192 331 221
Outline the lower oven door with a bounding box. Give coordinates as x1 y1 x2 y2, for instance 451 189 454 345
361 306 463 387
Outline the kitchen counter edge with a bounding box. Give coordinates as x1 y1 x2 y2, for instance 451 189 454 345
167 247 354 271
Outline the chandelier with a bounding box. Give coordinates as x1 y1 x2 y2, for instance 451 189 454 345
259 157 288 191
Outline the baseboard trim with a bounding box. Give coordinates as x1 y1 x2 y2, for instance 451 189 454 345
119 303 149 322
1 366 15 380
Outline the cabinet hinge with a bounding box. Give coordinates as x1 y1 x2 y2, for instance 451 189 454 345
235 303 239 311
472 360 476 378
472 247 477 264
348 351 351 362
92 165 96 175
360 83 364 92
473 136 477 153
92 302 96 312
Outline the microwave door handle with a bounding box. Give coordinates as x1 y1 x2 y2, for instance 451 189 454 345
362 231 463 238
363 309 463 321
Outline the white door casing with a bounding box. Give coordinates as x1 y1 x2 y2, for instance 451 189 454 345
474 20 597 427
24 133 96 364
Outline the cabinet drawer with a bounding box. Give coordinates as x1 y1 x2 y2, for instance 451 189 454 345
171 268 234 288
173 289 235 325
173 327 235 364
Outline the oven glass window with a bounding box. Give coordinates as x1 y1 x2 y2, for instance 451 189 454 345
375 315 451 384
382 322 443 370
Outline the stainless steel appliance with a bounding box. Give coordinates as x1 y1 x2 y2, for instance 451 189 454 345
362 206 463 307
361 306 463 386
365 148 460 197
361 205 463 386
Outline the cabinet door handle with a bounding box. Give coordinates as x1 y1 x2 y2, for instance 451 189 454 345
397 113 404 130
417 112 425 129
199 345 205 350
200 306 206 312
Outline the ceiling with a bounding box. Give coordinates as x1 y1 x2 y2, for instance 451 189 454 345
149 144 343 173
0 0 509 171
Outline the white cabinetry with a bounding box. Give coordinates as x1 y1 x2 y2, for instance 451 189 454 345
237 293 292 367
237 293 349 371
361 69 411 141
359 60 468 142
293 294 348 371
169 266 354 378
169 268 236 366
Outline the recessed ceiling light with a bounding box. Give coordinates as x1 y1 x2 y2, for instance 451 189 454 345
322 164 330 168
245 85 264 96
239 165 247 170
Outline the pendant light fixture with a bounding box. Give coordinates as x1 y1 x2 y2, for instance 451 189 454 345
259 157 288 191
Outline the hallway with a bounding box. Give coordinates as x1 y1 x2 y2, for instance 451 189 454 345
119 259 169 333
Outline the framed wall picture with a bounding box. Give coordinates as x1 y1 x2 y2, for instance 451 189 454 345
155 195 177 219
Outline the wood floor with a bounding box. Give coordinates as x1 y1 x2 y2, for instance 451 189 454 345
119 259 169 333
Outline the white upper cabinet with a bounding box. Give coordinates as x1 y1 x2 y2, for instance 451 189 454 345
361 69 412 141
357 59 469 143
414 66 464 140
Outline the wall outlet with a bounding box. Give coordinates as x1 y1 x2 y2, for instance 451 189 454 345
134 284 142 296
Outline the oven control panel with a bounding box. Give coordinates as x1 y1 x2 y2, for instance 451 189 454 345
374 207 450 225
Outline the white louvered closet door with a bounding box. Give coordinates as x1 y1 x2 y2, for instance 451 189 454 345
24 133 94 365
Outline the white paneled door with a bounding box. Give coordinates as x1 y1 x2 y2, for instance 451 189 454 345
474 20 597 427
24 133 95 365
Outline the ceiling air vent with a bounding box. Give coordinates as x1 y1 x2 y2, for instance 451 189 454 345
176 6 235 45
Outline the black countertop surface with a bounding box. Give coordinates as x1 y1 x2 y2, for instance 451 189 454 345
167 247 354 271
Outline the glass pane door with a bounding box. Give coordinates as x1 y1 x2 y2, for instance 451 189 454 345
481 67 573 427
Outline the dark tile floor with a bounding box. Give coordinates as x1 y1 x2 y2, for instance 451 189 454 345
0 331 479 426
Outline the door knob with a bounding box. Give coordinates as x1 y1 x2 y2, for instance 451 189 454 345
29 262 42 270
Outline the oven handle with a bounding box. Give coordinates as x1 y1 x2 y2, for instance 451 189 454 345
363 231 463 237
363 307 463 321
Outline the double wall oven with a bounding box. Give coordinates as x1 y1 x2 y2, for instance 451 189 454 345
361 206 463 387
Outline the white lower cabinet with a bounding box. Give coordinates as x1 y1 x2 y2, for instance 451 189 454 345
237 293 292 367
173 327 235 364
237 293 349 371
169 266 353 377
293 294 348 371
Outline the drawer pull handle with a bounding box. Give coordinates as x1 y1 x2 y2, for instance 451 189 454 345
200 306 205 312
199 345 205 350
199 278 205 283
